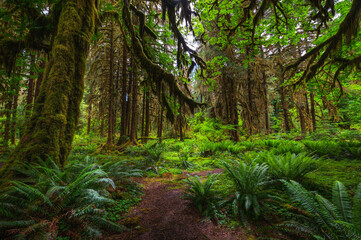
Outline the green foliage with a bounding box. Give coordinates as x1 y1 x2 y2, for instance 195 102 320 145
303 140 361 159
265 152 318 182
222 160 278 225
144 141 166 174
282 180 361 240
270 141 306 155
188 111 235 142
0 157 128 239
183 173 221 218
106 197 141 222
303 140 342 158
174 145 193 169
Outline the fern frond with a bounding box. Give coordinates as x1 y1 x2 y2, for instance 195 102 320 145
333 181 352 222
0 220 36 229
88 216 127 233
353 183 361 231
11 181 53 207
282 180 339 239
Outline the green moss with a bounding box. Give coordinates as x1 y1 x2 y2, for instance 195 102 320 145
0 0 98 185
305 158 361 196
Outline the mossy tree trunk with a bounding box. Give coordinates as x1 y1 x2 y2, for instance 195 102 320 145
130 60 139 144
118 42 128 145
0 0 98 181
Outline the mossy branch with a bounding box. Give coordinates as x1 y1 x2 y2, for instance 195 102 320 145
121 0 205 123
285 0 361 84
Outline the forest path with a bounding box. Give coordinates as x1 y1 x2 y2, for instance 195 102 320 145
110 169 248 240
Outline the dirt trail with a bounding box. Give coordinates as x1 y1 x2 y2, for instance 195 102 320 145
111 169 248 240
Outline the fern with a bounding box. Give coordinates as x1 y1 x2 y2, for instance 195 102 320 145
222 160 279 224
265 152 318 182
183 173 221 218
282 180 361 240
332 181 352 222
352 184 361 231
0 157 129 239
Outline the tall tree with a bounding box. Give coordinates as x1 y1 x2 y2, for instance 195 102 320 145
0 0 99 181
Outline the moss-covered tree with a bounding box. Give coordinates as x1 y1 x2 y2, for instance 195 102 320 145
0 0 99 181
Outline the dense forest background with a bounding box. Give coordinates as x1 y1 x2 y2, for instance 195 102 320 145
0 0 361 239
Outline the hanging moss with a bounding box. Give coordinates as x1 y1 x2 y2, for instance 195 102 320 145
0 0 98 185
122 2 204 123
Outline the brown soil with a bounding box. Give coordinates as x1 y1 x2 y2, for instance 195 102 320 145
108 169 249 240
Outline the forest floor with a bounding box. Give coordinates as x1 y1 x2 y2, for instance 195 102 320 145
108 169 250 240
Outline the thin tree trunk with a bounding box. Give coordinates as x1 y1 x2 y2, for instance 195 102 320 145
130 60 138 144
297 94 307 136
262 70 270 134
126 60 132 137
3 100 12 147
310 91 317 132
100 118 104 136
179 104 183 142
107 19 114 145
118 42 128 145
10 91 18 145
246 48 253 135
144 85 150 138
26 53 35 116
157 105 163 141
87 103 92 135
279 73 290 132
141 88 146 137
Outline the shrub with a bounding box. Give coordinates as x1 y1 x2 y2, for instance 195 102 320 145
0 158 126 239
282 180 361 240
222 161 278 224
271 141 306 155
303 140 342 158
144 142 166 174
266 152 318 182
183 173 221 218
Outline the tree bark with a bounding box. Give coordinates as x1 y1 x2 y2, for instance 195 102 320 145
262 70 270 134
87 103 92 135
144 84 150 139
310 91 317 132
26 53 35 116
157 105 163 141
3 100 12 147
130 60 138 144
1 1 98 181
10 89 19 145
34 60 45 101
107 19 115 145
118 42 128 145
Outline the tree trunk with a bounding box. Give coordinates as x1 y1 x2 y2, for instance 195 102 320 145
130 60 138 144
144 85 150 139
118 42 128 145
87 103 92 135
10 90 19 145
279 73 290 132
107 19 114 145
157 105 163 141
262 70 270 134
3 100 12 147
179 104 184 142
126 60 132 137
297 93 307 136
310 91 317 132
26 53 35 116
141 88 146 137
1 1 98 181
34 60 45 101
